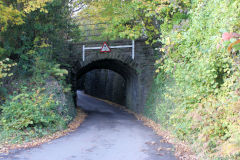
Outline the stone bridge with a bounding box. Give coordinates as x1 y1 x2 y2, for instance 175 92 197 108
65 39 156 112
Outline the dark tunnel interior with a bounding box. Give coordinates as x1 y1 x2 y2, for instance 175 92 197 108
77 69 126 105
75 59 139 107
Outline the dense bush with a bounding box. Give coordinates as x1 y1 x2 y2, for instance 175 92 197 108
146 0 240 159
0 87 66 131
0 76 75 143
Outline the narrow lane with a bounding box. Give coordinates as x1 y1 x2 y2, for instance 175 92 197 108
1 92 176 160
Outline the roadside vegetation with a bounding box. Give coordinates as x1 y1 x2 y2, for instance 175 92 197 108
0 0 77 146
148 1 240 159
77 0 240 159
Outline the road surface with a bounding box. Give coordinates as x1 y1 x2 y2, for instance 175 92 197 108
1 91 176 160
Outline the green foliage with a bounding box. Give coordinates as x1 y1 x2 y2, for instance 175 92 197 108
0 0 76 144
76 0 191 43
0 58 17 100
50 64 68 79
32 55 68 81
145 0 240 159
0 75 75 144
0 0 73 74
0 87 66 143
75 0 159 43
0 87 65 131
0 0 51 32
145 71 176 126
0 58 16 82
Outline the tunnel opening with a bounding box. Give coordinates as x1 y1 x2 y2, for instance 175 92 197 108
77 69 126 105
74 59 139 109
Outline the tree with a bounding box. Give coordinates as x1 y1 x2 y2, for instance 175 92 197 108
74 0 190 44
0 0 51 32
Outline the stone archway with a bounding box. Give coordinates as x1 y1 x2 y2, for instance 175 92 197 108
73 58 140 111
68 39 156 112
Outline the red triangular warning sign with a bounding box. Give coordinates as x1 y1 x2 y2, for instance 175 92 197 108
100 42 111 53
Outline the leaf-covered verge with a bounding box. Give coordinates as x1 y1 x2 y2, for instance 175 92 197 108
0 108 85 154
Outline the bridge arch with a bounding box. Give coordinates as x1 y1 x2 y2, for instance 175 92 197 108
69 39 155 112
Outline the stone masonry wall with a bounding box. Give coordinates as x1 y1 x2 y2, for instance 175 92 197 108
68 39 156 113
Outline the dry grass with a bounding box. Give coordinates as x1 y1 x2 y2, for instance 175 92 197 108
0 108 86 154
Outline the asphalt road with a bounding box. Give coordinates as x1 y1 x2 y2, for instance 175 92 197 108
1 91 176 160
